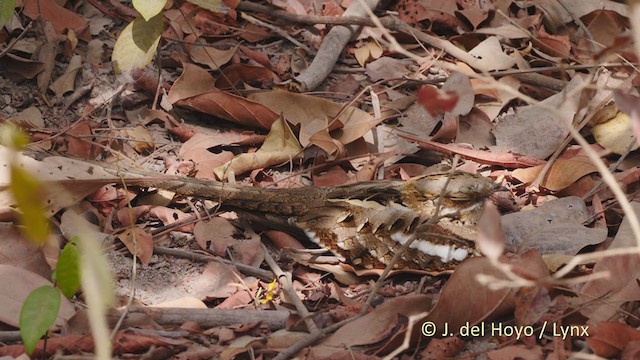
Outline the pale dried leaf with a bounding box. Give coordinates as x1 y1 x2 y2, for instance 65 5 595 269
213 117 302 180
468 36 515 71
50 54 82 97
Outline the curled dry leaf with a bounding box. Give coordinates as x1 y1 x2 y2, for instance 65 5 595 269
468 36 516 71
213 117 302 180
23 0 88 37
353 39 383 67
50 54 82 97
247 91 381 146
178 90 279 129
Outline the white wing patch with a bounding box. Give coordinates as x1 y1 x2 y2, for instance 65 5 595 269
390 232 469 263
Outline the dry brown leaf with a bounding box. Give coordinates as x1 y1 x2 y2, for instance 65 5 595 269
121 125 154 154
116 227 153 265
23 0 88 37
0 53 45 79
587 322 640 358
4 106 45 129
149 206 193 232
50 54 82 97
501 197 606 256
215 63 279 89
248 91 380 146
353 40 383 67
579 202 640 324
365 57 411 82
178 90 279 129
0 146 112 219
189 41 238 70
389 251 549 358
511 156 598 191
66 122 94 159
168 62 218 103
308 295 433 358
492 75 585 159
194 217 237 254
487 345 544 360
421 255 522 334
213 117 302 180
193 262 239 300
0 223 53 280
0 264 75 328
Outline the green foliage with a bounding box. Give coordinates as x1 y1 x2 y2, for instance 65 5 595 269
10 166 50 245
0 124 49 245
112 0 229 74
19 286 61 355
54 239 82 299
0 0 15 29
132 0 167 21
0 123 29 150
112 14 163 74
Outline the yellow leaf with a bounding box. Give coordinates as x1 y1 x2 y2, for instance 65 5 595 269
10 166 49 245
132 0 167 21
112 15 163 74
592 112 639 155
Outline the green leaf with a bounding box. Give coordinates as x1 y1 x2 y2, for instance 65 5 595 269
132 0 167 21
0 123 30 150
186 0 229 13
0 0 15 29
55 240 81 299
10 166 49 245
20 286 61 355
112 14 163 74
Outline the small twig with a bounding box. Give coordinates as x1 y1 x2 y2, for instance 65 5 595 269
0 20 34 58
240 12 313 55
154 245 275 281
261 243 319 333
110 177 140 341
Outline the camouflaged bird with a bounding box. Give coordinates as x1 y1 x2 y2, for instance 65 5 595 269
122 170 499 271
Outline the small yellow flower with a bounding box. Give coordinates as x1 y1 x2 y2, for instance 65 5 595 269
259 279 278 305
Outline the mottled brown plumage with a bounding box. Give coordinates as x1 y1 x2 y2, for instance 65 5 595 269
118 169 498 270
